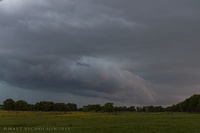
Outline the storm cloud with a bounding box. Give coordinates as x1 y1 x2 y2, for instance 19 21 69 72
0 0 200 106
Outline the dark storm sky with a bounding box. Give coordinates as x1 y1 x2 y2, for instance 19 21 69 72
0 0 200 106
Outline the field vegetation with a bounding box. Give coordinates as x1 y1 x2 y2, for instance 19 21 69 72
1 111 200 133
1 94 200 132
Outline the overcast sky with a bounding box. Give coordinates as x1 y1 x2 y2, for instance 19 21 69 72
0 0 200 107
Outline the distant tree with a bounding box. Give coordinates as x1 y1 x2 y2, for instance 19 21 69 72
147 106 155 112
91 104 102 112
115 106 128 112
171 104 178 112
136 107 142 112
198 102 200 111
128 106 136 112
103 103 114 112
82 106 89 112
33 101 72 111
188 95 200 112
43 102 54 111
78 108 83 111
141 106 147 112
64 104 71 111
14 100 28 111
53 103 69 111
94 104 102 112
28 104 35 111
67 103 77 111
166 94 200 112
114 106 119 111
34 101 46 111
165 106 172 112
86 104 92 111
154 106 164 112
83 104 102 112
3 99 15 110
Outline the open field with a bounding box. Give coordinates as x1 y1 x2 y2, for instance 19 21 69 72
0 111 200 133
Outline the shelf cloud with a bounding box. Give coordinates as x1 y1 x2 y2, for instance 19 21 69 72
0 0 200 106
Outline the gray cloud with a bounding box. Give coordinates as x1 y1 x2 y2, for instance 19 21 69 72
0 0 200 105
0 56 156 104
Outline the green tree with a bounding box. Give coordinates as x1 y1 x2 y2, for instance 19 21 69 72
3 99 15 110
136 107 142 112
28 104 35 111
166 94 200 112
87 104 102 112
115 106 128 112
141 106 147 112
82 106 88 112
43 102 54 111
128 106 136 112
93 104 102 112
154 106 164 112
34 101 46 111
53 103 69 111
147 106 155 112
103 102 114 112
188 95 200 112
67 103 77 111
14 100 28 111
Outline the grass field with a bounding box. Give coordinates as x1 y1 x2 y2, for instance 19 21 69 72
0 111 200 133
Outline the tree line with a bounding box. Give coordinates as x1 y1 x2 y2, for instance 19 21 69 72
1 99 163 112
2 94 200 112
166 94 200 112
2 99 77 111
81 104 164 112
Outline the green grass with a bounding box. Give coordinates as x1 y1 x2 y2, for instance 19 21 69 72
0 111 200 133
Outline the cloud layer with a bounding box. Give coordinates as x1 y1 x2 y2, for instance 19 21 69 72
0 56 156 104
0 0 200 105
